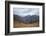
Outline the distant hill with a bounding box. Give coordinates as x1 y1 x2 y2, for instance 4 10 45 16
14 15 39 23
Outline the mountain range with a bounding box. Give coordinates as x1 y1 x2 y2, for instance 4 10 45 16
14 15 39 23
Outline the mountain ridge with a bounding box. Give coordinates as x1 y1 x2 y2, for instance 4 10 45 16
14 15 39 24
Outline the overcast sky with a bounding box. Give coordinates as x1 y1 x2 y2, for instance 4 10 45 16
13 8 39 17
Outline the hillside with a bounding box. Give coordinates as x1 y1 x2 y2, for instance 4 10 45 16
14 15 39 24
14 21 39 28
13 15 39 28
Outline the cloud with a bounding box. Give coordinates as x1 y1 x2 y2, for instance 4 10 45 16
13 8 39 17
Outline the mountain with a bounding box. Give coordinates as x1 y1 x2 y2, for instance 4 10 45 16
14 15 39 23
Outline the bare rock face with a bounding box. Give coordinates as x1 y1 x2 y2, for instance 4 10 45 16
14 15 39 24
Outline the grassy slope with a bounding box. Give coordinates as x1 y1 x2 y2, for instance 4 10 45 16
13 20 39 28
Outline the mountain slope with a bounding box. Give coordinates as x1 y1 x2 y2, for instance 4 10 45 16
14 15 39 23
